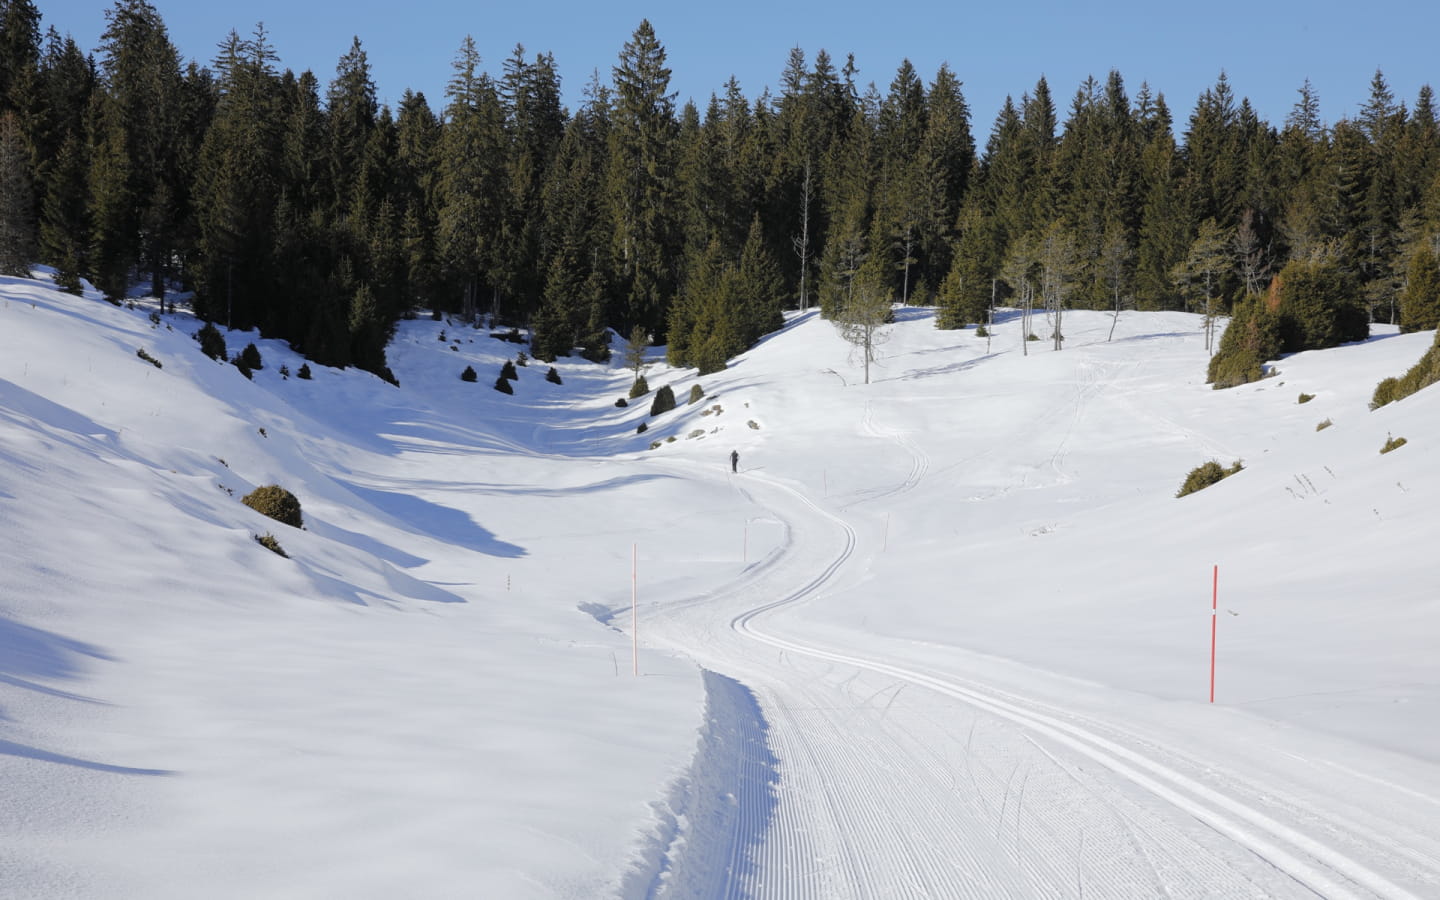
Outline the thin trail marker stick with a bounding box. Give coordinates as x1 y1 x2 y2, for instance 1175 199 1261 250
632 543 638 677
1210 564 1218 703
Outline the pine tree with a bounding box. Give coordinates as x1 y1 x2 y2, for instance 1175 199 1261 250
1399 247 1440 332
0 0 41 114
95 0 185 298
1273 256 1367 351
194 27 288 331
0 109 35 274
608 20 679 337
39 131 88 291
734 213 785 343
1134 91 1186 309
435 36 505 322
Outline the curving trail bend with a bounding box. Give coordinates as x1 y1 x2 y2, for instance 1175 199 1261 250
636 403 1440 899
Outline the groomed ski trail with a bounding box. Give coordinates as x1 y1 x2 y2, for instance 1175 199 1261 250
638 398 1440 899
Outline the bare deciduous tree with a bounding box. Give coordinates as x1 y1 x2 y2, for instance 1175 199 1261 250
834 264 892 385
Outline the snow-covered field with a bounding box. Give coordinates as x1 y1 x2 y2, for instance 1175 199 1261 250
2 270 1438 899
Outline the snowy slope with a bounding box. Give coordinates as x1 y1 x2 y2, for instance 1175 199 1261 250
2 270 1439 898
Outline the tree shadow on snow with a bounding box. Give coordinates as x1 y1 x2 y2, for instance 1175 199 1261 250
0 616 173 775
338 481 526 558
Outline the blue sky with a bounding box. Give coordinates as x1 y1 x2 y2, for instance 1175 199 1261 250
34 0 1438 135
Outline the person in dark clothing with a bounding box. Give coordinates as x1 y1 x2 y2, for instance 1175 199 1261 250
730 450 739 473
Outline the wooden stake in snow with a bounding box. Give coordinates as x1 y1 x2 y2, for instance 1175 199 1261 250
1210 565 1218 703
632 543 638 677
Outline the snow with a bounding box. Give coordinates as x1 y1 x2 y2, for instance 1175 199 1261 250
3 269 1439 898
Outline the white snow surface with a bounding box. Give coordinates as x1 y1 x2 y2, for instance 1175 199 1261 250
2 270 1439 899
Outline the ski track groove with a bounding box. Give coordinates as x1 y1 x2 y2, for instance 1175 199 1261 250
639 363 1434 899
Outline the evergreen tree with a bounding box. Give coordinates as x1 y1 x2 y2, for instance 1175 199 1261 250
193 27 283 329
1134 90 1186 309
94 0 185 298
0 109 35 274
1399 247 1440 332
1273 256 1368 352
935 203 998 329
0 0 41 114
435 36 506 321
39 131 88 291
734 213 785 343
608 20 679 337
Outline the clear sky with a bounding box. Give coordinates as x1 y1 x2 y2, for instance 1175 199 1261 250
31 0 1439 135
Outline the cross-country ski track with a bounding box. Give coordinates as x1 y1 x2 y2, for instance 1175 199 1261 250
633 391 1440 899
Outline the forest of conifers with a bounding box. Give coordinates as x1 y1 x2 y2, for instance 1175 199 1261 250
1 1 1438 381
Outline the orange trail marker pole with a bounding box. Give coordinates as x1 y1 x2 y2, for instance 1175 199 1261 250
1210 565 1218 703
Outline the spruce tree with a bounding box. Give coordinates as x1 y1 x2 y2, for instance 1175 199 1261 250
608 20 679 338
95 0 185 298
0 110 35 274
39 131 88 291
1400 248 1440 332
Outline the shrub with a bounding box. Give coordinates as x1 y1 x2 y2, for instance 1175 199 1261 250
1273 258 1368 353
545 366 562 384
197 321 227 360
1381 434 1407 454
1370 330 1440 409
1026 332 1040 341
500 360 518 381
461 365 478 382
298 363 312 380
649 384 676 416
515 351 528 367
242 485 303 528
975 325 989 338
494 375 513 394
233 355 253 379
1176 460 1244 498
649 440 662 450
629 374 649 399
136 348 162 369
1297 392 1314 404
254 533 288 558
636 421 648 434
1207 348 1263 389
614 397 628 408
279 364 290 379
688 383 704 404
1316 418 1333 431
1207 297 1280 388
748 420 760 430
1371 377 1401 409
240 342 263 371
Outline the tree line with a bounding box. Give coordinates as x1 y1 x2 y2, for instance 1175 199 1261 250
2 0 1438 382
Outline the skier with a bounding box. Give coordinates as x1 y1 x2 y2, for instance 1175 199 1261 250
730 449 739 473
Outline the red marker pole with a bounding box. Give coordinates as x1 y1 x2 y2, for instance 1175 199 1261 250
1209 564 1218 703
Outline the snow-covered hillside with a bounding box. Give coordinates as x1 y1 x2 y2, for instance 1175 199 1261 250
2 270 1438 898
